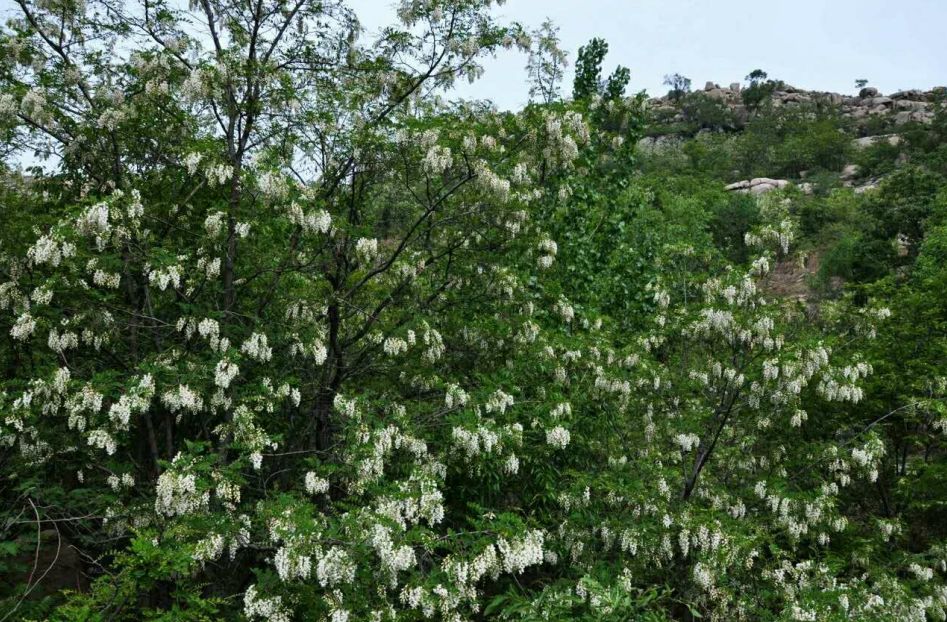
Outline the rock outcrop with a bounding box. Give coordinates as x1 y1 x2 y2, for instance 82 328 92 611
725 178 791 195
648 81 944 128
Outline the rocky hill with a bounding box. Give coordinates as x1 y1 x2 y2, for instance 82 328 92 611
638 80 945 198
648 81 944 129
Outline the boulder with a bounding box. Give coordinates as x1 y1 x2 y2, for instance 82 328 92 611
725 178 790 195
894 110 913 125
853 134 902 149
859 87 879 98
779 92 811 104
724 180 750 191
729 82 741 92
636 135 679 153
840 164 860 180
749 182 779 195
870 96 893 107
895 99 929 111
704 81 717 91
891 89 926 101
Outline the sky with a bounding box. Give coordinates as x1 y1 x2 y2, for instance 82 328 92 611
349 0 947 109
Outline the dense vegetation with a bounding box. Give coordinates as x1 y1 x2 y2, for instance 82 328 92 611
0 1 946 621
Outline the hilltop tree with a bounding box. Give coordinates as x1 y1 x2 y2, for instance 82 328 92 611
664 72 692 102
742 68 778 112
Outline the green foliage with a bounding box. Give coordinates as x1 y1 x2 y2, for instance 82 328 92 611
741 69 779 111
732 106 852 178
680 92 738 133
0 3 946 621
664 73 692 102
572 38 609 101
571 38 629 103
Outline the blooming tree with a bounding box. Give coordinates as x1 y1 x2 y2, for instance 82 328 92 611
0 1 944 621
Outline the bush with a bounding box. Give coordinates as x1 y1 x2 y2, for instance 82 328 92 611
680 92 737 133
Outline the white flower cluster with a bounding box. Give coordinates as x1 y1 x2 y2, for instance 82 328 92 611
257 171 289 198
244 585 290 622
517 320 540 343
452 426 500 458
693 561 715 590
76 202 112 249
287 202 332 234
376 474 445 528
161 384 203 414
10 312 36 341
545 425 571 449
334 394 359 418
148 265 182 291
274 545 311 581
818 361 872 404
195 317 230 352
194 533 225 564
537 237 558 269
87 429 117 455
155 457 209 517
229 406 278 471
674 433 700 453
0 93 16 117
304 471 330 495
554 298 574 323
184 152 202 175
66 384 103 432
370 523 416 577
206 163 234 187
420 323 445 363
27 234 75 267
107 472 135 491
47 328 79 353
356 237 378 264
181 67 212 103
444 384 469 409
384 336 408 357
497 530 545 574
850 437 886 482
908 562 934 582
92 267 122 289
317 546 356 587
214 358 240 388
745 219 795 255
241 332 273 362
20 89 48 121
31 285 54 315
108 374 155 430
473 161 511 202
422 144 453 175
197 255 221 279
550 402 571 419
541 110 589 167
484 389 514 415
204 211 226 237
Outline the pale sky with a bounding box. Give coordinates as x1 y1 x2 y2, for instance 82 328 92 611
350 0 947 109
1 0 943 110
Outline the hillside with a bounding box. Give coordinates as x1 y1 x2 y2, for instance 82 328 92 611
1 8 947 622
